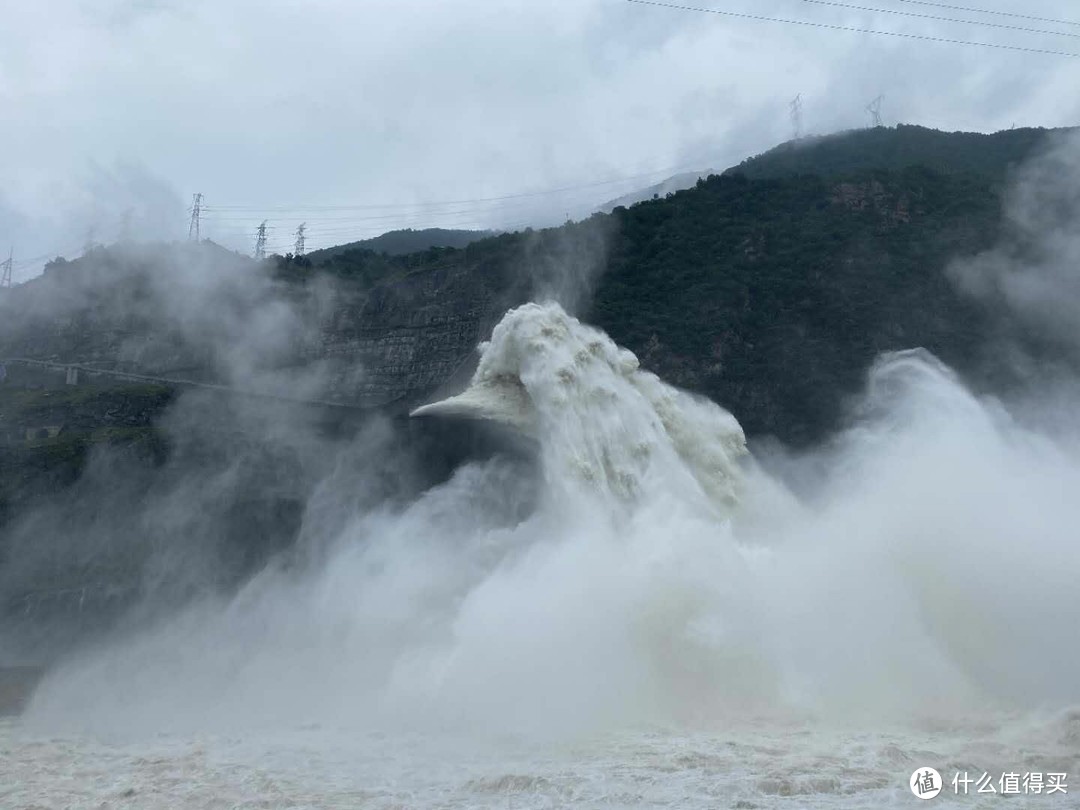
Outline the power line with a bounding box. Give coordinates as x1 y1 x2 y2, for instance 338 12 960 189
198 181 662 239
199 178 673 238
220 208 555 235
623 0 1080 57
236 214 541 252
801 0 1080 39
202 199 572 225
11 246 84 271
12 253 54 269
202 198 575 222
203 197 617 239
895 0 1080 28
203 189 616 220
203 162 717 212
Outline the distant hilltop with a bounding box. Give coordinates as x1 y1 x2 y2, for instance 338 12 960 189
599 123 1077 212
725 123 1079 180
305 228 495 262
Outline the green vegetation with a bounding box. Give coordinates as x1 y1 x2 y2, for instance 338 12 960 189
592 167 1004 442
0 383 173 425
726 124 1073 182
280 223 608 306
0 384 172 527
304 228 494 263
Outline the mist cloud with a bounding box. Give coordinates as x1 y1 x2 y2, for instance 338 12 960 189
3 1 1079 268
950 130 1080 358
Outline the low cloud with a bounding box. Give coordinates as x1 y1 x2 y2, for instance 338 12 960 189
949 130 1080 358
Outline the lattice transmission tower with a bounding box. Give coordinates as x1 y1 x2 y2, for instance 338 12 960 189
866 95 884 128
188 193 203 241
294 223 306 257
254 221 267 260
1 248 13 289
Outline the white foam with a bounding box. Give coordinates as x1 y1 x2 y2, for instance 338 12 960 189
414 302 746 510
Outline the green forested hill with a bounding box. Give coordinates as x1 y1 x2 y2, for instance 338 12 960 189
592 168 1004 442
725 124 1074 182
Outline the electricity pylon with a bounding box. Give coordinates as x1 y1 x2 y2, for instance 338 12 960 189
866 95 884 128
188 193 203 241
254 221 267 260
0 248 12 288
294 223 306 257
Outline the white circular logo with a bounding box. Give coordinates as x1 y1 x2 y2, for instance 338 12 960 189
910 767 943 799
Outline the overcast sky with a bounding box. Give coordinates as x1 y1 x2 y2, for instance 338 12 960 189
2 0 1079 278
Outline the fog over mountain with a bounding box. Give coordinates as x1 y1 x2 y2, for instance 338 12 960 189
4 1 1080 277
3 1 1080 806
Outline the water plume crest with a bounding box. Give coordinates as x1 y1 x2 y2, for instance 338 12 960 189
413 301 747 510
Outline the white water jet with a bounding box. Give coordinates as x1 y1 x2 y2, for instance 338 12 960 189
413 302 747 511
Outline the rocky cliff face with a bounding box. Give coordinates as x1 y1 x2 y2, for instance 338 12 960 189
314 261 508 407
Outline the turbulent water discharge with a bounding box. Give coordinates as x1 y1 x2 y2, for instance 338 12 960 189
5 302 1080 808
